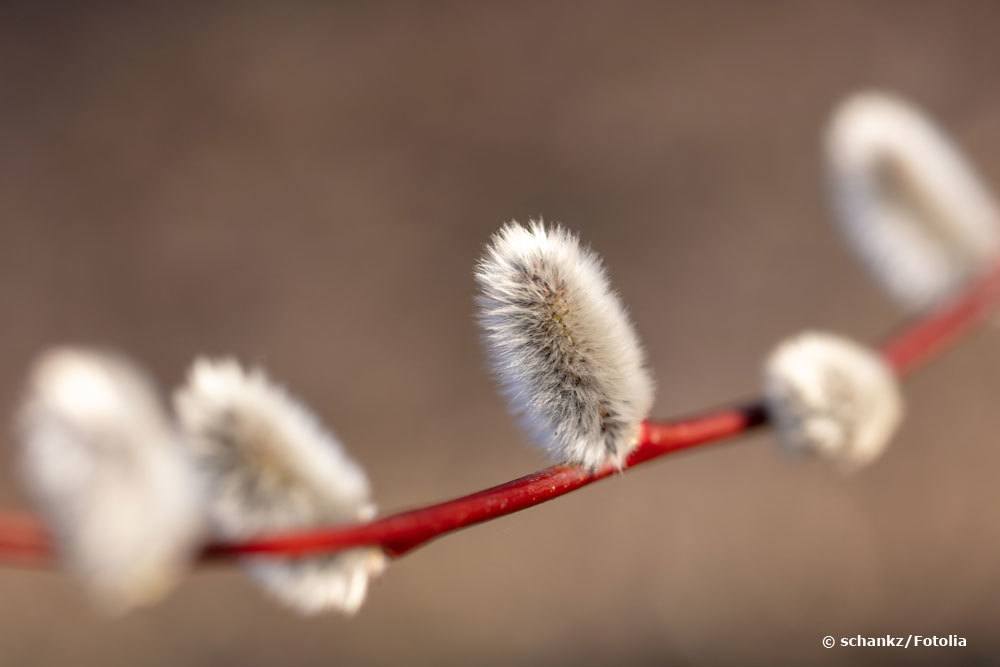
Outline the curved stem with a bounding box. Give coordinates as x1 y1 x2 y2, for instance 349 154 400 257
3 261 1000 566
203 403 768 560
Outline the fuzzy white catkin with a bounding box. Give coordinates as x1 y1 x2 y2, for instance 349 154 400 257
17 348 205 613
476 221 654 469
826 91 1000 312
764 332 903 470
174 359 384 615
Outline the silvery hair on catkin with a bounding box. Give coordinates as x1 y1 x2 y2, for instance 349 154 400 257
764 331 903 470
476 221 654 469
825 91 1000 312
174 358 385 615
18 348 205 613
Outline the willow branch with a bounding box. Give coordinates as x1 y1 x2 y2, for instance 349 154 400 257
3 261 1000 566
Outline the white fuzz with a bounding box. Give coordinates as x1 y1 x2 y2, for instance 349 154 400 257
764 332 903 470
174 359 384 615
826 91 1000 312
476 221 654 469
17 348 205 613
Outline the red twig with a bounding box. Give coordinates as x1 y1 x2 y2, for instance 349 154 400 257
203 403 768 560
880 262 1000 376
0 512 50 567
3 262 1000 566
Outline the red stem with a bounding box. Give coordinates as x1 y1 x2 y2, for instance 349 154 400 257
203 403 768 560
3 262 1000 565
880 262 1000 376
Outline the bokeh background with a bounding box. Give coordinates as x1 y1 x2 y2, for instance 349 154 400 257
1 2 1000 665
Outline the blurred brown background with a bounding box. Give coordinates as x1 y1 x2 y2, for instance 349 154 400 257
1 2 1000 665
